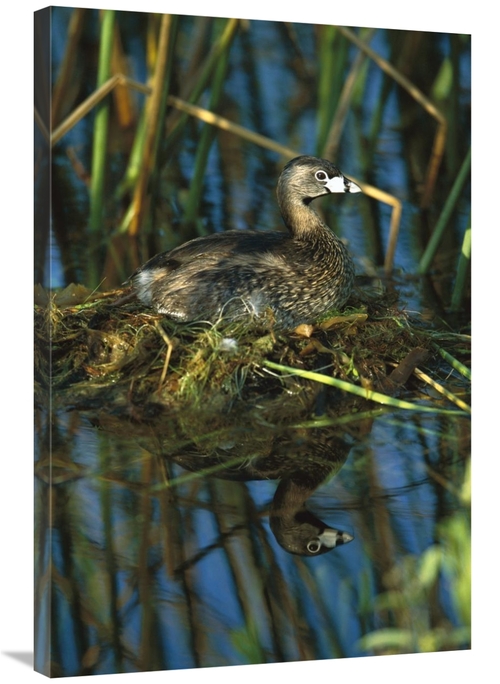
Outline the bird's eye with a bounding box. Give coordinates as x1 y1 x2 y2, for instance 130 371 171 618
307 539 322 554
315 170 328 182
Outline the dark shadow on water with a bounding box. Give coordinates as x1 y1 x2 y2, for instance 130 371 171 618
2 651 33 668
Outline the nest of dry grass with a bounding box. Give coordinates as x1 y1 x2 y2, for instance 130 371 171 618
34 282 470 424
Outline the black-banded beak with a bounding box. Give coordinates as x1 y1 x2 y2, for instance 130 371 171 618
319 528 354 548
306 528 354 554
344 176 362 193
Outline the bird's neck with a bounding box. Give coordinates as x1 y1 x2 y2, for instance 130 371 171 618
280 198 338 246
280 200 330 239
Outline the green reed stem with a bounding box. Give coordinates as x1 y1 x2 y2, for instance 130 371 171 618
316 26 348 156
149 14 178 192
182 20 231 234
418 147 471 275
163 17 239 155
114 105 148 201
450 217 471 311
141 14 179 247
322 27 375 160
366 60 394 163
433 343 471 381
128 13 176 239
262 360 468 415
88 10 115 285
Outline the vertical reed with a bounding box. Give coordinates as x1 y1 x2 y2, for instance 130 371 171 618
450 218 471 312
88 10 115 286
182 19 234 235
418 147 471 275
128 14 175 239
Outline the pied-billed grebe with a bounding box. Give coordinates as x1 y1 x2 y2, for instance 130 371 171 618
130 155 361 328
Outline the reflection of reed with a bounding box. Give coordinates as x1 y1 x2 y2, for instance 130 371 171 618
35 392 469 674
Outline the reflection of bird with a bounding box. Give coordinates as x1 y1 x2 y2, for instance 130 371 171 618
130 156 361 328
170 430 354 557
270 475 353 556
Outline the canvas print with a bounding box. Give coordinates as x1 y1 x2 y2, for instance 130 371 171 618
34 5 471 677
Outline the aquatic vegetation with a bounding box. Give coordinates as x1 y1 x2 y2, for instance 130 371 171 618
34 282 470 419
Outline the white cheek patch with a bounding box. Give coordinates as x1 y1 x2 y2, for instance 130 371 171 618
325 175 362 194
325 175 348 193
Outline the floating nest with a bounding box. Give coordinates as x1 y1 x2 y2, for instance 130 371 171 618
34 281 471 425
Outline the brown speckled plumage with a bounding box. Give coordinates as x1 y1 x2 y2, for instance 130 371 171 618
130 156 361 328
